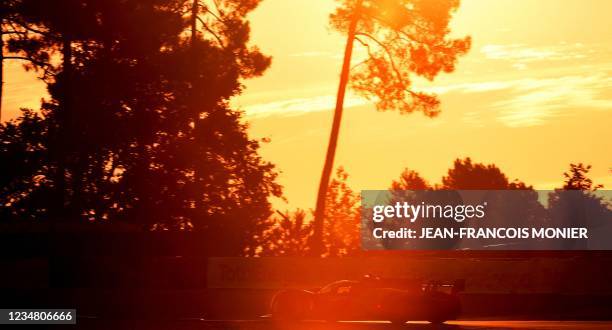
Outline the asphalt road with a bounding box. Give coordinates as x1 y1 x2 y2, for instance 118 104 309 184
69 319 612 330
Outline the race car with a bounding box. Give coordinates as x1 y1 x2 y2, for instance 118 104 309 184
270 276 464 324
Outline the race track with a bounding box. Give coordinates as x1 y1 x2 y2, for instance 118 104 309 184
71 319 612 330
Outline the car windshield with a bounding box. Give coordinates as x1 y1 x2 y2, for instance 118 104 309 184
319 280 357 294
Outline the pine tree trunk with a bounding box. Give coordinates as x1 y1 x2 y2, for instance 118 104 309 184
53 36 73 220
311 6 360 256
190 0 204 215
191 0 197 47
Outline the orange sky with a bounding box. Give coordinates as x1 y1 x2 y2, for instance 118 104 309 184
3 0 612 211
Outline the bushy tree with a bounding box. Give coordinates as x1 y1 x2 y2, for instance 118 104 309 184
387 159 545 244
262 167 361 257
391 169 430 190
0 109 49 219
548 164 611 244
561 163 603 191
441 157 529 190
259 210 312 257
322 167 361 257
0 0 281 254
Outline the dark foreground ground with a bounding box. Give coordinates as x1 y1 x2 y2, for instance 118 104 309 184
48 319 612 330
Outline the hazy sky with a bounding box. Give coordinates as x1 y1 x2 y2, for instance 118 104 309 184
3 0 611 211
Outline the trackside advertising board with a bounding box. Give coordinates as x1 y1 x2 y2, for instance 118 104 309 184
207 257 612 294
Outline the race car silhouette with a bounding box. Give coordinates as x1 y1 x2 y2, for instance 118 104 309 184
270 276 464 324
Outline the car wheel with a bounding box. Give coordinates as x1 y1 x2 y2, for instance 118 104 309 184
271 292 312 321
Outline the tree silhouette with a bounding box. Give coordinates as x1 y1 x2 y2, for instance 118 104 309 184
549 164 610 249
184 0 272 212
391 168 430 190
562 163 603 191
8 0 115 219
0 109 49 219
312 0 471 255
322 167 361 257
0 0 281 254
441 157 528 190
441 158 544 229
0 0 54 121
263 167 361 257
260 209 312 257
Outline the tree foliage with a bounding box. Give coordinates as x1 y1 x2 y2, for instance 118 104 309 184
441 157 529 190
331 0 471 116
259 209 312 257
322 167 361 257
391 158 545 238
561 163 603 191
391 169 430 190
548 164 610 238
262 167 360 257
0 0 281 255
0 109 49 219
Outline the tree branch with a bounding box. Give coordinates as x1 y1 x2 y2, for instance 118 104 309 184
3 56 51 68
360 10 422 44
202 4 224 23
354 32 404 82
351 36 373 71
1 30 28 35
196 16 224 48
8 19 54 38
